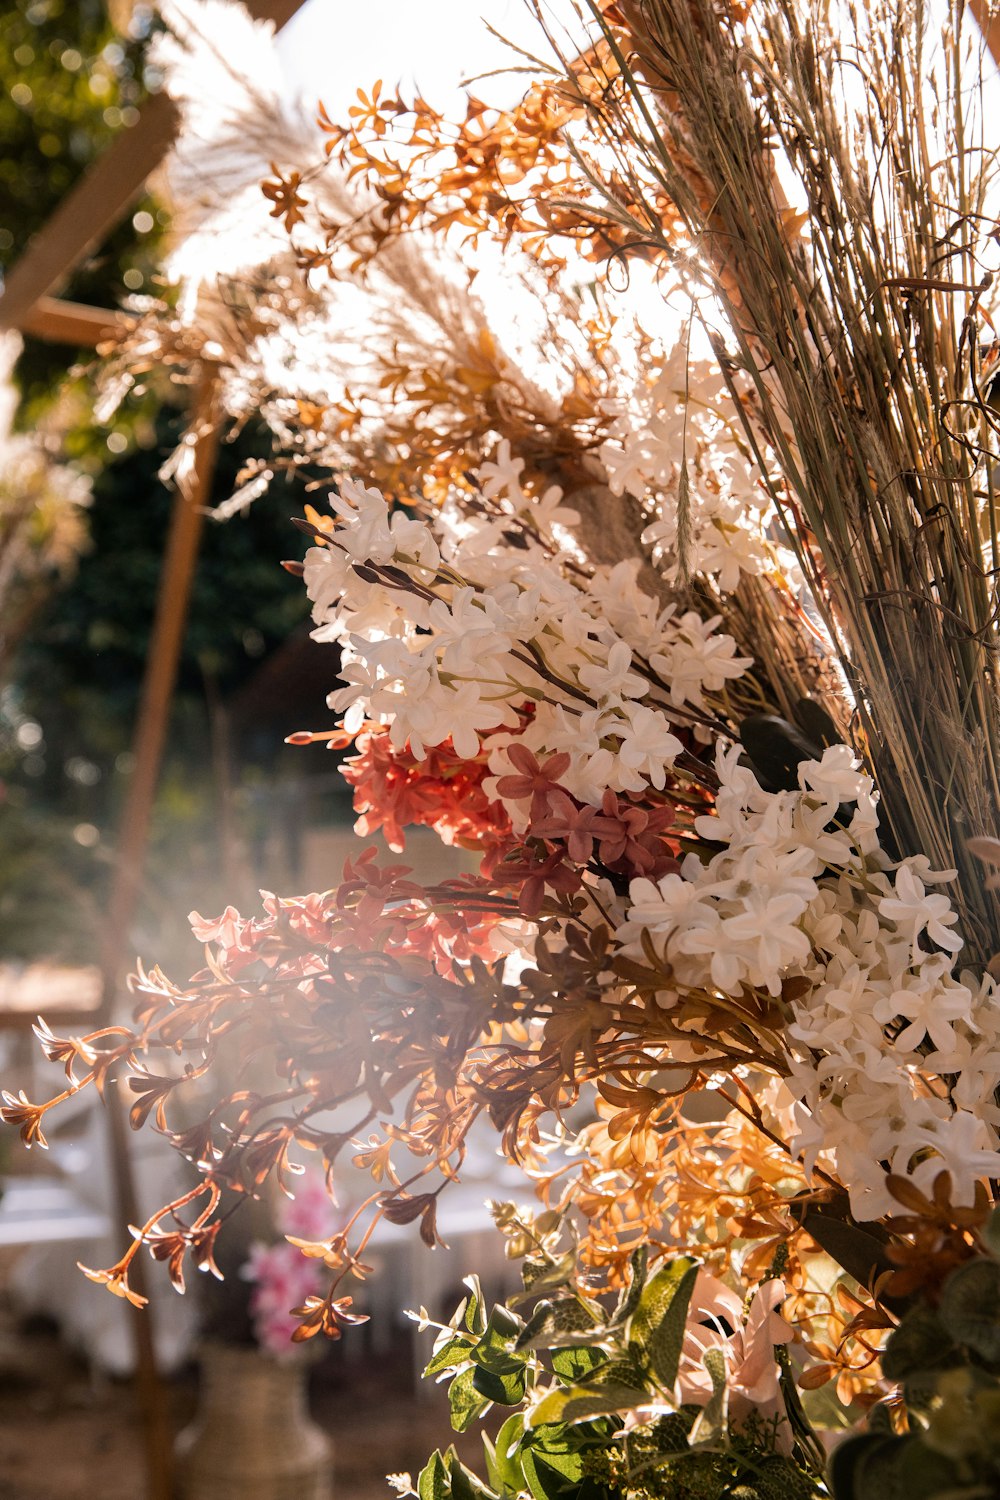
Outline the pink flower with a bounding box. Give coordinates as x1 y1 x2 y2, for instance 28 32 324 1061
283 1172 336 1241
482 838 583 917
592 792 677 877
188 905 246 949
341 726 508 853
240 1171 341 1359
678 1272 794 1446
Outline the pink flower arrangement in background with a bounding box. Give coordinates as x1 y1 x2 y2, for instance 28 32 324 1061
241 1172 338 1359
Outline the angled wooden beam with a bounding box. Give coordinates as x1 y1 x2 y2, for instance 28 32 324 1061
0 0 309 334
21 295 132 348
0 92 180 334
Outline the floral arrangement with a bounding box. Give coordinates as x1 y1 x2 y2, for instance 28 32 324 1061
241 1170 337 1359
8 0 1000 1493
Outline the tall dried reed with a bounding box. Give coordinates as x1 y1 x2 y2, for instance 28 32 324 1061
548 0 1000 958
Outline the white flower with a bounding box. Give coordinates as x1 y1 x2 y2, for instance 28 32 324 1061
680 891 811 996
872 966 971 1053
878 863 963 957
619 874 712 950
390 675 514 761
651 613 752 708
614 703 684 791
798 744 870 804
330 477 397 564
911 1111 1000 1205
577 640 646 702
303 543 352 621
477 438 525 502
426 589 514 680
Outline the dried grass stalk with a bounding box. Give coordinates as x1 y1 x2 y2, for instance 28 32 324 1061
558 0 1000 956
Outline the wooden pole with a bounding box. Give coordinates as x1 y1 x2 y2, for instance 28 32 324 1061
97 365 221 1500
98 368 219 970
0 7 305 1494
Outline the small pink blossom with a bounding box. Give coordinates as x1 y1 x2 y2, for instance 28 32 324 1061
188 905 246 949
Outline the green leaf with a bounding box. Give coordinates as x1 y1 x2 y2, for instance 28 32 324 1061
792 697 841 750
880 1306 952 1382
551 1345 605 1381
516 1297 601 1352
688 1346 727 1447
827 1434 891 1500
579 1355 649 1389
516 1301 559 1350
472 1306 526 1376
796 1210 894 1294
612 1246 648 1325
630 1260 699 1392
446 1451 498 1500
418 1450 453 1500
515 1252 580 1301
895 1438 972 1499
472 1362 527 1406
524 1442 586 1484
484 1414 526 1495
827 1431 917 1500
939 1259 1000 1363
482 1434 501 1495
425 1334 476 1379
530 1375 647 1426
450 1367 491 1433
463 1275 487 1336
739 714 821 792
521 1450 561 1500
520 1449 592 1500
629 1259 698 1352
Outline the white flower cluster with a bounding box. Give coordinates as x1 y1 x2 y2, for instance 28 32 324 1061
618 742 1000 1218
599 341 773 593
304 447 751 807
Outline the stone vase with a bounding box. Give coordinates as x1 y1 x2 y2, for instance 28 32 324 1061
175 1342 333 1500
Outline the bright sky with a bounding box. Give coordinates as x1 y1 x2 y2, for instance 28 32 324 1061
276 0 582 116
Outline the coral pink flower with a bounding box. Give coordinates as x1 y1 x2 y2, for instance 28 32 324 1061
342 725 509 853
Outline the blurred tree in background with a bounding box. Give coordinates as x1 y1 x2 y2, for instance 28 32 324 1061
0 0 162 420
0 420 317 962
0 1 326 965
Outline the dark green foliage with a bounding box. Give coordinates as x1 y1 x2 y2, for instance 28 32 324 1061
830 1221 1000 1500
19 411 310 706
